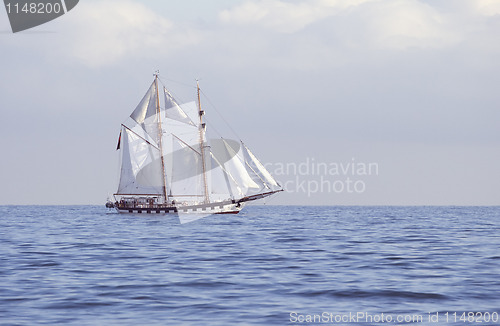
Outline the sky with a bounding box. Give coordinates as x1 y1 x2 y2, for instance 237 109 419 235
0 0 499 205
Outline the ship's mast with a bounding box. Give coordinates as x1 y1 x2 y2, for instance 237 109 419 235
197 80 210 203
155 72 169 203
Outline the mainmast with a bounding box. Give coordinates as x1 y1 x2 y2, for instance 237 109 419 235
197 80 210 203
155 72 169 203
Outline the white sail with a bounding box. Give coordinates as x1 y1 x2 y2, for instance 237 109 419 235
241 142 281 190
162 101 203 198
164 88 196 126
208 151 243 201
129 81 161 145
220 138 260 195
162 102 200 153
116 127 164 195
170 136 204 203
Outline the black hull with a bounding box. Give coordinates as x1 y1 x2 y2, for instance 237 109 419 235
112 199 242 214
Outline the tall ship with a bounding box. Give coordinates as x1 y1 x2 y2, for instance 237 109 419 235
107 73 282 214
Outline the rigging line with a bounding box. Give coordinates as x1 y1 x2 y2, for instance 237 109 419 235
157 77 232 141
159 76 197 90
199 89 242 142
157 76 193 108
263 191 281 204
121 124 160 150
202 115 225 139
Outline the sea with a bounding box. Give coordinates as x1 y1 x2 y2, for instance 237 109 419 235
0 205 499 326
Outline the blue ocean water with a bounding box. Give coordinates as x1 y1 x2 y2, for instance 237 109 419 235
0 206 499 325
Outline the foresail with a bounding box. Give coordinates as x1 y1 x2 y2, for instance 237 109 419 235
218 139 260 195
241 142 281 191
207 139 282 202
116 127 164 195
208 151 243 201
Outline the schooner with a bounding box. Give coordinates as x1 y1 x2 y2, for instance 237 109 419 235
107 73 282 214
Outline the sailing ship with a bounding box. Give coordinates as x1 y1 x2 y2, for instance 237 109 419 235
107 73 282 214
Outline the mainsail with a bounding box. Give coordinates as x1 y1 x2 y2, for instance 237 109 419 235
112 74 282 214
116 127 164 195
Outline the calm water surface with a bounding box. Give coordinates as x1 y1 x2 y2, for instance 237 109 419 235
0 206 499 325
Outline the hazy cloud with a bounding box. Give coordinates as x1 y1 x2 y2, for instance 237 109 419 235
64 0 200 67
218 0 461 49
218 0 374 33
44 0 500 68
476 0 500 15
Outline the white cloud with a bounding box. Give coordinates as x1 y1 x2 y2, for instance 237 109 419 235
64 0 200 67
356 0 460 49
218 0 460 49
218 0 375 33
475 0 500 16
31 0 498 69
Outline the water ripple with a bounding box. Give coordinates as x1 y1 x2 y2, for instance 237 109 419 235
0 205 499 325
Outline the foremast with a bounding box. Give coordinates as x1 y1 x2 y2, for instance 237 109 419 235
155 72 169 203
197 80 210 204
